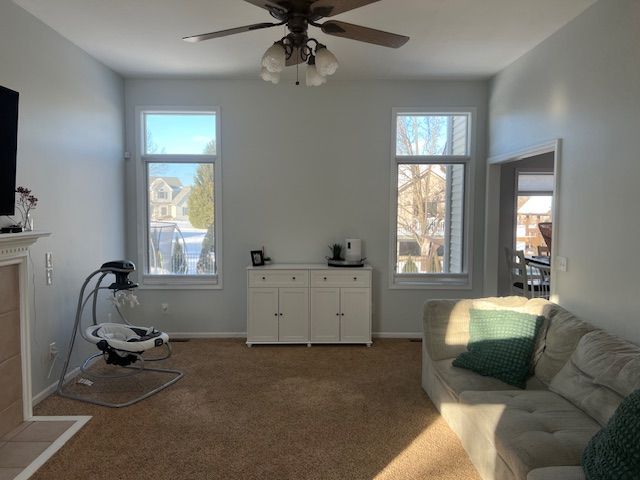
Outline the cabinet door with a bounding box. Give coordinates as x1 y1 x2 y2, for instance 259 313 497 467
278 288 309 342
310 288 340 342
340 288 371 343
247 288 279 342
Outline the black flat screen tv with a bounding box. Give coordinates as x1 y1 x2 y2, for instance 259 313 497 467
0 86 19 216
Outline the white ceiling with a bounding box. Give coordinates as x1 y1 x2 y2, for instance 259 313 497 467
14 0 595 80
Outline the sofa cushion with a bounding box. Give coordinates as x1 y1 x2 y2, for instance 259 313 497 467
533 304 593 385
433 359 546 401
582 389 640 480
549 330 640 426
452 309 544 388
526 466 586 480
459 390 600 480
423 296 541 361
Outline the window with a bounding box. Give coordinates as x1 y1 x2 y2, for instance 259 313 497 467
138 109 221 287
390 110 472 288
515 172 553 255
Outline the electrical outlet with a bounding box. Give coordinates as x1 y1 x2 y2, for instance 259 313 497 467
556 256 568 272
46 268 53 285
161 303 169 314
49 342 58 360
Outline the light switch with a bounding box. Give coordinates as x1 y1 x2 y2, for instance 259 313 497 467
556 256 568 272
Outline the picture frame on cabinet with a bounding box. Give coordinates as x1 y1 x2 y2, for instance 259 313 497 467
250 250 265 266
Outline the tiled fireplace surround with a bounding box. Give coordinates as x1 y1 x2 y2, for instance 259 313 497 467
0 232 90 480
0 263 22 438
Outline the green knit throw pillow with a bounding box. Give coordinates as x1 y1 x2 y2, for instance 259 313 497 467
452 309 544 388
582 389 640 479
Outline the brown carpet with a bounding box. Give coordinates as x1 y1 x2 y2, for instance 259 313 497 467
33 339 480 480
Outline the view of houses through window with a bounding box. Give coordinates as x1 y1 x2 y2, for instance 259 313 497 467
515 172 554 255
393 113 469 279
142 112 217 278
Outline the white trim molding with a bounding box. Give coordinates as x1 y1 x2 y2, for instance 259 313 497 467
32 367 80 407
167 332 246 339
13 416 91 480
134 106 223 289
389 107 476 290
167 332 422 340
484 139 562 297
0 231 50 420
372 332 422 339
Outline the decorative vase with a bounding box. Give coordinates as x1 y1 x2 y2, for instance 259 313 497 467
23 213 33 232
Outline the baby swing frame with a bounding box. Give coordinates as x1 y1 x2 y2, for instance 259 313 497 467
57 262 183 408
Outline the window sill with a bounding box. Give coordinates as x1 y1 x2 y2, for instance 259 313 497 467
390 274 471 290
140 275 222 290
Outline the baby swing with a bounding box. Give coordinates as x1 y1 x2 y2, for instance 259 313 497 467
57 261 183 407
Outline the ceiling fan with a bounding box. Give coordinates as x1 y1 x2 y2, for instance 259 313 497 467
183 0 410 86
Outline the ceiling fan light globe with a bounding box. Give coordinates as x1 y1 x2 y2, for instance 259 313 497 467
261 43 286 73
260 67 280 84
306 64 326 87
315 47 339 76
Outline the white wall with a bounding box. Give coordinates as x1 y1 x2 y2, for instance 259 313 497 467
124 79 488 335
489 0 640 343
0 0 125 396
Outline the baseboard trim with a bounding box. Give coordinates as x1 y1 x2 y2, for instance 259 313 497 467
33 367 80 407
167 332 422 339
373 332 422 339
168 332 246 339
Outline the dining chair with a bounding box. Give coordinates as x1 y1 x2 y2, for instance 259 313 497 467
504 247 551 299
538 222 553 252
529 264 551 300
537 245 550 256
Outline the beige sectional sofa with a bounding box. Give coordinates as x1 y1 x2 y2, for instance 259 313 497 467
421 296 640 480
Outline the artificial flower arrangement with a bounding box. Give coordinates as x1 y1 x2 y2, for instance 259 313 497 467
11 186 38 231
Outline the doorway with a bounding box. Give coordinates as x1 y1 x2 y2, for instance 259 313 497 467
483 140 561 297
497 154 555 295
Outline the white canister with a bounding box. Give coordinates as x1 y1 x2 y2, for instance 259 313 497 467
345 239 362 261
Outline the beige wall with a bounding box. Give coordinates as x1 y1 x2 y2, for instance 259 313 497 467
489 0 640 343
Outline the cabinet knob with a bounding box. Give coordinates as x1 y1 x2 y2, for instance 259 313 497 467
341 313 345 316
353 277 357 281
274 313 278 317
279 313 283 316
292 276 296 280
323 277 327 280
336 313 339 316
262 276 266 280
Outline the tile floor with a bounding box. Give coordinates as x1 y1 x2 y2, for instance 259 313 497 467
0 420 74 480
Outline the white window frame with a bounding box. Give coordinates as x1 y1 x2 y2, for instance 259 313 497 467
135 106 223 289
389 107 475 289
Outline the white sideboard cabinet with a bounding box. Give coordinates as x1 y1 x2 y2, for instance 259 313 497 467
246 264 372 347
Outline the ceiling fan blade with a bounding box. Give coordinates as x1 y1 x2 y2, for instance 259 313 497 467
183 23 280 43
320 20 409 48
312 0 381 18
286 47 305 66
243 0 290 14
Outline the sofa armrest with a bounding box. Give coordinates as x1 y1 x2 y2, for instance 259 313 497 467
527 467 586 480
422 299 472 361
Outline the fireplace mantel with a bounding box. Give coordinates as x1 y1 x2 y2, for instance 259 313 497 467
0 231 50 260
